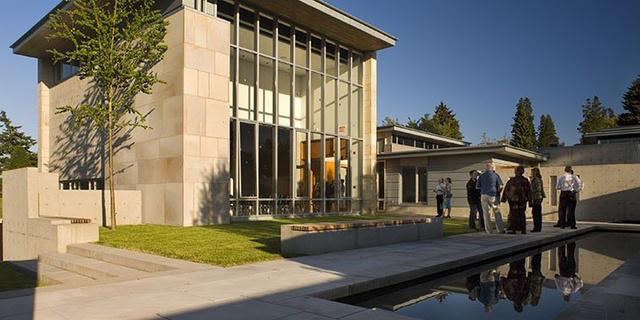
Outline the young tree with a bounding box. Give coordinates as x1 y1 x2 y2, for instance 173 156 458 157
48 0 169 229
617 75 640 126
578 96 617 140
431 102 464 140
537 114 560 148
0 110 37 172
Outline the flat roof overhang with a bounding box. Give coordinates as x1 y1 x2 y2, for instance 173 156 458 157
12 0 397 59
377 125 471 147
378 145 549 163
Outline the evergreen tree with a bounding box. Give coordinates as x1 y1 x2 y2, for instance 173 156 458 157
431 102 464 140
0 110 37 172
407 113 434 132
381 116 402 127
618 75 640 126
510 98 536 149
537 114 560 148
578 96 617 140
5 146 34 171
49 0 169 229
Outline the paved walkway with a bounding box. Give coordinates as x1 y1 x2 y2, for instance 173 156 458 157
0 224 600 320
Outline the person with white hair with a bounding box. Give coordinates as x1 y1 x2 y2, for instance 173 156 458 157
476 162 505 234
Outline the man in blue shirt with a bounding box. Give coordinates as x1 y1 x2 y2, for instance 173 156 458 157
476 162 505 234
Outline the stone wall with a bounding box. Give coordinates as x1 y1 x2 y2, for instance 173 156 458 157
40 8 231 226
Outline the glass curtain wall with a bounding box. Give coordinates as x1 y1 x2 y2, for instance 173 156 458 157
218 0 364 217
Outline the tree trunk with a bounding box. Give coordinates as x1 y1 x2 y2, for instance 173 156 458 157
108 95 117 230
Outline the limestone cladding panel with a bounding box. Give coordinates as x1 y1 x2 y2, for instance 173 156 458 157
362 53 378 214
164 183 185 226
139 184 166 225
177 8 231 225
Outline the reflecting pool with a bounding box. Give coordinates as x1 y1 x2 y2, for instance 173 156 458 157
337 232 640 319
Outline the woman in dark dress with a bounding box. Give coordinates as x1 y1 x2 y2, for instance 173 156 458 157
529 168 546 232
501 166 531 234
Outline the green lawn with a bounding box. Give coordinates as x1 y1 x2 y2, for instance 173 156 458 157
98 217 475 267
0 262 37 292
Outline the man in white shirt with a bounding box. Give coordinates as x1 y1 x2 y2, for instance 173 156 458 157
555 165 582 229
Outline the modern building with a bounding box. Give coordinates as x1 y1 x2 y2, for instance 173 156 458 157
376 125 548 214
11 0 396 226
581 125 640 145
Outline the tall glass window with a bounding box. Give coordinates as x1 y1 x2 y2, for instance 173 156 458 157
311 72 322 132
295 29 308 67
277 22 292 62
278 62 292 126
258 57 275 123
239 7 256 51
294 68 308 128
259 125 274 198
240 122 256 197
311 133 323 212
295 131 308 198
238 51 255 120
324 77 336 134
277 128 292 198
221 0 364 216
259 15 274 56
418 167 428 203
338 81 349 136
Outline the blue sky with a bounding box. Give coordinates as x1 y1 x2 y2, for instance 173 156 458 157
1 1 639 146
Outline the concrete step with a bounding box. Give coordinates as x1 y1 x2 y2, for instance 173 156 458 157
38 252 146 280
67 243 209 272
10 260 93 286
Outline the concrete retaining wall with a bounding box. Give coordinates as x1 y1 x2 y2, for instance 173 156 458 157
280 218 443 256
2 168 142 261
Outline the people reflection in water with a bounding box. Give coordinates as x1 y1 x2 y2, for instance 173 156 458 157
555 242 583 302
501 258 530 313
526 253 545 306
478 269 501 313
465 273 481 301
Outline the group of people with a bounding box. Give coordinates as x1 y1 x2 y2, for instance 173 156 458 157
434 177 453 218
463 162 583 234
466 241 582 313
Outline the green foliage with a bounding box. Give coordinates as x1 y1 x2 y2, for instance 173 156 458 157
407 113 434 132
381 116 402 127
478 133 510 146
407 102 463 140
432 102 464 140
578 96 617 140
618 75 640 126
0 110 37 172
48 0 169 229
510 98 537 149
98 217 475 267
5 146 35 171
537 114 560 148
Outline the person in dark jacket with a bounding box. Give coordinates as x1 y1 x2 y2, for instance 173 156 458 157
529 168 546 232
467 170 484 230
501 258 530 313
501 166 531 234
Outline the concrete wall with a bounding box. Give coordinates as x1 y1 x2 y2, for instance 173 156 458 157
40 8 231 226
2 168 103 261
538 143 640 167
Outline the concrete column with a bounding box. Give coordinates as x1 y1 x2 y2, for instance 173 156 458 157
37 59 53 173
362 52 378 214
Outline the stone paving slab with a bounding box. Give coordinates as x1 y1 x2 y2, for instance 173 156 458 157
1 224 604 319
